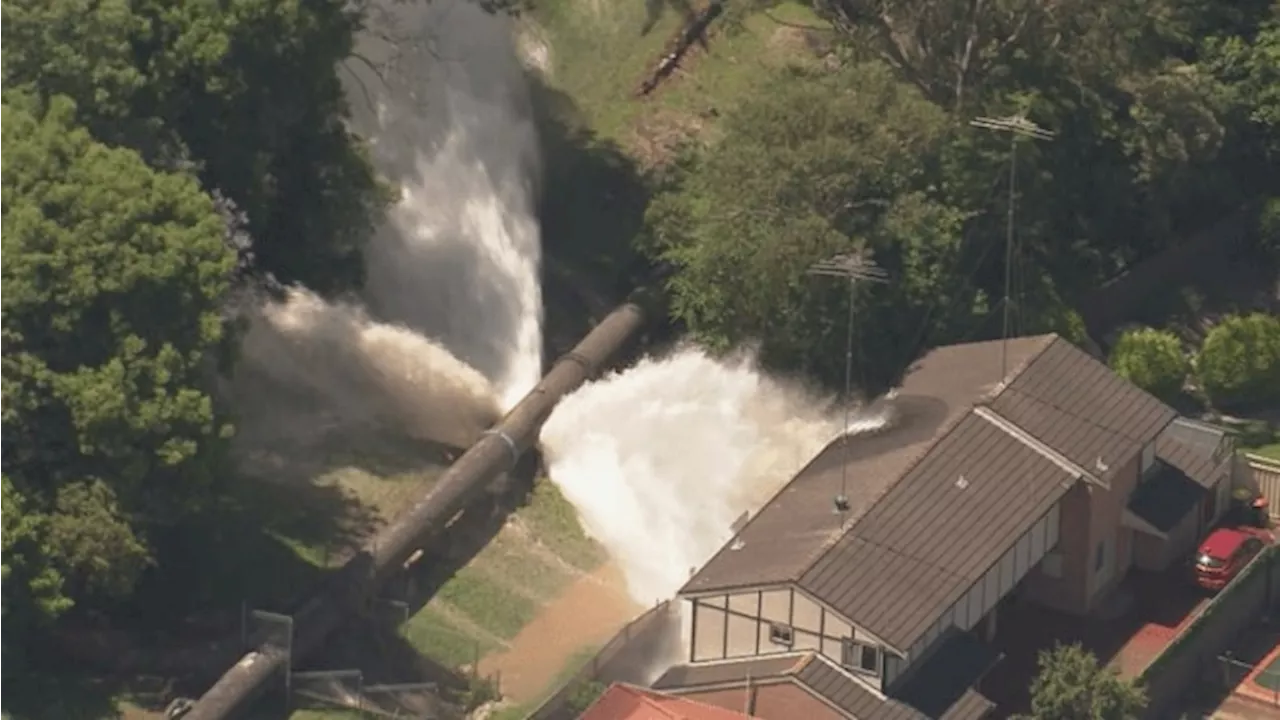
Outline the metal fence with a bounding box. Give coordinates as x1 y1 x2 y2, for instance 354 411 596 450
290 669 450 718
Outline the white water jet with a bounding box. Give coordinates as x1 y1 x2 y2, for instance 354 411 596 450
539 347 889 604
229 0 543 454
352 0 544 409
235 287 500 450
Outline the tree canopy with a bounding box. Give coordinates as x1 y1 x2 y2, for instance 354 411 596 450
2 0 391 292
645 62 969 388
1018 644 1146 720
1197 312 1280 410
2 92 236 624
642 0 1280 391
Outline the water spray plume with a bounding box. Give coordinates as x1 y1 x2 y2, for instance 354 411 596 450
354 0 544 409
229 0 542 455
236 287 500 450
539 347 890 605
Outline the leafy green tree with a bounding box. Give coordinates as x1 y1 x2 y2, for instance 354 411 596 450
644 62 970 389
1197 313 1280 410
1 0 390 293
1 477 70 625
1017 643 1146 720
1109 327 1189 402
1 92 235 607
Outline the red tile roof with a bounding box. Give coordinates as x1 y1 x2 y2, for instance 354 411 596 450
579 683 759 720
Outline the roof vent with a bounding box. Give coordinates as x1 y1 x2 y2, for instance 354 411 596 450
833 494 851 514
956 475 970 490
730 538 746 551
1094 456 1110 474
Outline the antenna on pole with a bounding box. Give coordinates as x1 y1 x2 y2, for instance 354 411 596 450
807 251 889 527
969 114 1055 379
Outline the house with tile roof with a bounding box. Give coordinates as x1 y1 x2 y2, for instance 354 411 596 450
579 683 758 720
653 334 1235 719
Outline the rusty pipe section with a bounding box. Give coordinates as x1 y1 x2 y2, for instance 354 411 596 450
184 302 646 720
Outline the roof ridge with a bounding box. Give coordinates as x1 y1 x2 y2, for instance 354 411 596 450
982 333 1059 405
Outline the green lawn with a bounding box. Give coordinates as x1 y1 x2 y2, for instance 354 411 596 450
1247 443 1280 462
529 0 832 154
397 481 608 670
519 481 610 571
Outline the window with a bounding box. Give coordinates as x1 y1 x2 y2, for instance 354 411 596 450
1140 443 1155 475
768 623 793 648
860 644 881 674
842 639 881 676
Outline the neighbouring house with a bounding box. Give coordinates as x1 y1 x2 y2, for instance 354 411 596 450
652 334 1236 719
579 682 759 720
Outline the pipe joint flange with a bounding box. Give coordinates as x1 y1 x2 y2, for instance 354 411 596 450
558 351 594 373
482 428 520 469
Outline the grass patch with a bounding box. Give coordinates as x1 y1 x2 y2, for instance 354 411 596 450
1248 443 1280 462
437 571 541 640
520 482 608 571
530 0 831 149
401 605 501 669
477 533 578 602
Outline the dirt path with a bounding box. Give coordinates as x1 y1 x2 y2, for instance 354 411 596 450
478 562 641 703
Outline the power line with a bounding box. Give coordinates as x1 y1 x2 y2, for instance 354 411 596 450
969 115 1055 379
807 251 889 525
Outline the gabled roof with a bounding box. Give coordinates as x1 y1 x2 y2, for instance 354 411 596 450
653 651 995 720
986 337 1176 478
683 335 1056 595
579 682 758 720
799 410 1079 650
681 334 1179 652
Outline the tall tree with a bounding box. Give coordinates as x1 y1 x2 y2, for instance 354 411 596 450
644 62 971 389
1 0 391 293
1 92 236 611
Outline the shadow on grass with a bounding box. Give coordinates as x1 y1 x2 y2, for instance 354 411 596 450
260 451 545 719
530 72 659 360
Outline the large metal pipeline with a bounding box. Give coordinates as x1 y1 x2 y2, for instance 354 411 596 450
184 301 647 720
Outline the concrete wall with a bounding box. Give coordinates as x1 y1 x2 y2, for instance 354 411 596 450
688 587 888 691
1140 546 1280 719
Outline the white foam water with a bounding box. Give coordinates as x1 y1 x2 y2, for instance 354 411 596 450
538 347 888 604
367 125 543 410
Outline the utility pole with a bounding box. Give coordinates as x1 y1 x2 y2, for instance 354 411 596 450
807 251 889 525
969 115 1055 378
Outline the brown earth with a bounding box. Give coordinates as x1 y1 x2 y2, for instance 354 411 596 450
479 562 642 702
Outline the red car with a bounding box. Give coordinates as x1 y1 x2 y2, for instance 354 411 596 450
1193 527 1272 592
